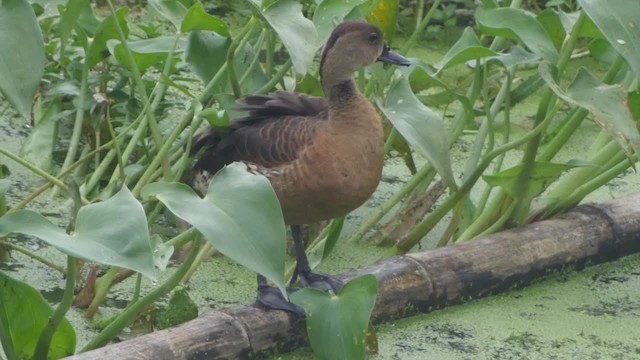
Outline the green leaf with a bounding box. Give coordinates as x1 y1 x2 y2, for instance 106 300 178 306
291 274 378 360
0 0 45 118
87 7 129 68
435 27 497 72
20 98 60 172
185 31 230 84
153 287 198 330
0 187 157 279
476 6 559 63
59 0 89 48
0 271 76 359
181 2 229 36
107 37 186 72
579 0 640 80
484 161 593 202
378 76 457 189
142 163 287 295
149 0 187 31
536 9 565 50
312 0 368 43
248 0 319 74
539 63 640 158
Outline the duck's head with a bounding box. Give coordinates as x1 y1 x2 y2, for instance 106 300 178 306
320 21 410 89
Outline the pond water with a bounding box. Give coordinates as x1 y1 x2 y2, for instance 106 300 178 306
2 31 640 360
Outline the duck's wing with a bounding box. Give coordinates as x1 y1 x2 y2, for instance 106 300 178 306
190 91 328 175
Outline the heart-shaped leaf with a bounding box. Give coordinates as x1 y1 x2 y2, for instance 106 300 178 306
0 187 156 279
476 6 558 63
142 163 287 295
436 27 497 72
0 0 45 118
291 274 378 360
378 75 457 189
248 0 319 74
579 0 640 80
312 0 368 43
87 7 129 68
540 63 640 158
0 272 76 359
181 2 229 36
149 0 186 31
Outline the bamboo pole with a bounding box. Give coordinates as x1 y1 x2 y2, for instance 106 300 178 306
65 193 640 359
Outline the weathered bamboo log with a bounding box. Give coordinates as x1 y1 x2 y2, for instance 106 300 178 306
66 193 640 360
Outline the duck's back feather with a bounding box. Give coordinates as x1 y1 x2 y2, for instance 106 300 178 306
190 91 328 176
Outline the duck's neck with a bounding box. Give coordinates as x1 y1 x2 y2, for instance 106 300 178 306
324 79 359 109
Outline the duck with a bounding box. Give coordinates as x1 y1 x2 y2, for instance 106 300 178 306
189 20 410 314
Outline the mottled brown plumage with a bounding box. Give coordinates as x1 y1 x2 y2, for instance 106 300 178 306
189 21 410 314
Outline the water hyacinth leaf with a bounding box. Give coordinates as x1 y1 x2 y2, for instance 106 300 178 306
291 274 378 360
0 187 156 279
476 7 558 63
142 163 287 294
540 63 640 158
59 0 89 49
579 0 640 80
378 76 457 189
249 0 319 74
20 98 60 173
484 161 592 202
0 272 76 359
312 0 369 43
185 31 230 84
181 2 229 36
149 0 187 31
0 0 45 118
536 9 565 50
87 7 129 68
435 27 497 72
107 37 186 72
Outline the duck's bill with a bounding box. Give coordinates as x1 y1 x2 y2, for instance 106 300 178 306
377 46 411 66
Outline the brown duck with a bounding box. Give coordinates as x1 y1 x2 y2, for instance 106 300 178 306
190 20 410 314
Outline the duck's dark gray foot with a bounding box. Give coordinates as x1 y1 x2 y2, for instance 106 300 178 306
256 274 305 316
291 224 344 294
298 269 344 294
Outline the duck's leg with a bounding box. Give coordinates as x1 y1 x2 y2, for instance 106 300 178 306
256 274 305 315
291 224 344 293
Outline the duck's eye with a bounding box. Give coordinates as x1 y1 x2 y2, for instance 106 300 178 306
368 32 379 44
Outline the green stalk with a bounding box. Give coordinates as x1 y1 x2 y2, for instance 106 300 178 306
0 148 78 201
0 241 66 274
56 52 89 192
107 0 170 180
348 164 435 243
397 100 560 253
539 55 625 162
33 256 76 359
510 11 586 223
86 267 119 318
254 59 293 94
227 17 258 98
549 155 631 215
81 239 202 352
239 29 267 86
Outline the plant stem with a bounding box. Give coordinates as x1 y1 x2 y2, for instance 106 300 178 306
397 101 559 252
0 241 66 274
510 11 586 223
227 17 257 98
81 238 202 352
107 1 170 180
33 256 76 359
254 59 293 94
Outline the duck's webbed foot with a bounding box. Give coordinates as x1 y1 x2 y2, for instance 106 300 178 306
255 274 305 316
